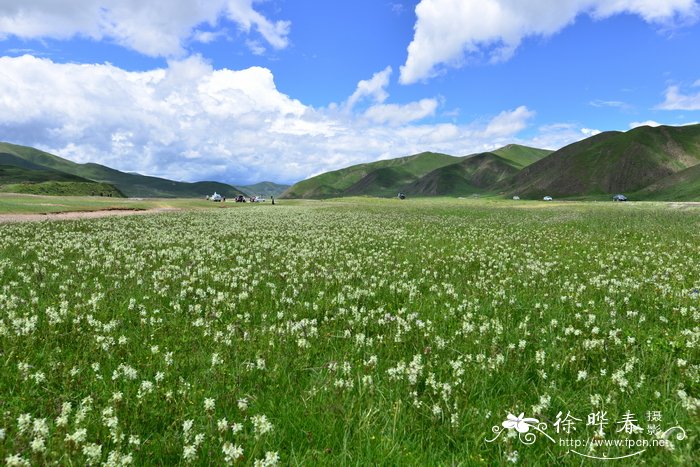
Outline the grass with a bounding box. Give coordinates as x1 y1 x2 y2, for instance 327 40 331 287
0 181 123 197
0 198 698 465
0 193 253 214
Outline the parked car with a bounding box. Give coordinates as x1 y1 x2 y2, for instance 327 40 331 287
512 196 520 200
612 194 628 202
398 192 406 200
543 196 553 201
235 195 246 203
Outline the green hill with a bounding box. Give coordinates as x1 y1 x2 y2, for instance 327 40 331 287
492 144 553 169
0 181 123 197
0 164 89 184
0 163 124 197
282 151 459 198
406 152 520 196
634 163 700 200
506 125 700 198
239 181 290 197
0 142 245 198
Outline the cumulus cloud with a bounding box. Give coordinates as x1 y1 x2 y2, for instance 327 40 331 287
657 82 700 110
0 55 584 185
345 66 393 110
0 0 290 57
364 98 439 126
484 106 536 137
400 0 699 84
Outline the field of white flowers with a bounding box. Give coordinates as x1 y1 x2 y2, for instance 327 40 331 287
0 199 698 465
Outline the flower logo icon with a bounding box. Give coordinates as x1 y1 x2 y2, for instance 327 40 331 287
502 413 540 433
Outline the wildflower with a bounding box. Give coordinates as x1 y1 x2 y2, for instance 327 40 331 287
237 398 249 411
222 443 244 463
506 450 519 463
30 437 46 453
17 413 32 433
82 443 102 463
204 398 216 412
251 414 273 437
183 444 197 462
5 454 31 467
66 428 88 444
217 418 229 432
254 451 280 467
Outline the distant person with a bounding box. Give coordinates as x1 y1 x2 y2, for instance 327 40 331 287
271 196 275 205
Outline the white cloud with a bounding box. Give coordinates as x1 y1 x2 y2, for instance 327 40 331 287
0 0 289 57
364 99 439 126
630 120 662 128
581 128 602 136
400 0 699 84
657 83 700 110
0 55 579 185
345 66 393 110
484 106 536 137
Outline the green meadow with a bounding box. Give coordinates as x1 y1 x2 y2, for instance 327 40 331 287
0 198 698 465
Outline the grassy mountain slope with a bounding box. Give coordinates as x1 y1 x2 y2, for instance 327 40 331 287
634 163 700 200
344 166 417 197
239 182 290 197
506 125 700 198
0 142 244 198
0 163 124 197
406 152 519 196
492 144 553 169
0 181 123 197
0 164 89 184
282 152 458 198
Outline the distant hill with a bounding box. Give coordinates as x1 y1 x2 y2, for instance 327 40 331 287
0 180 123 197
0 160 124 197
0 142 246 198
239 181 290 197
505 125 700 198
406 152 520 196
282 145 551 199
634 163 700 201
282 151 459 198
492 144 553 169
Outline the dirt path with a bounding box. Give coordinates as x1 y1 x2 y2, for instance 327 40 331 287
0 208 179 224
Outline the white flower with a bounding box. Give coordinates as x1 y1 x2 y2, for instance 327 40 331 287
204 398 216 412
502 413 539 433
251 414 273 437
222 443 244 463
30 437 46 453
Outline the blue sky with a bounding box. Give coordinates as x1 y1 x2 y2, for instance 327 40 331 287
1 0 699 185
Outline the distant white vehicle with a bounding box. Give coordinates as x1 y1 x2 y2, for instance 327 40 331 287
254 196 266 202
512 196 520 200
209 192 223 202
543 196 553 201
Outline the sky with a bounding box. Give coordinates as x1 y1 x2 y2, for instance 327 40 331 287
1 0 700 186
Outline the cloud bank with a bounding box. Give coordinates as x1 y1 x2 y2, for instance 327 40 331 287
0 56 587 185
0 0 290 56
400 0 699 84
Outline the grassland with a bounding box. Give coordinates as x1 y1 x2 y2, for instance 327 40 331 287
0 193 233 215
0 198 698 465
